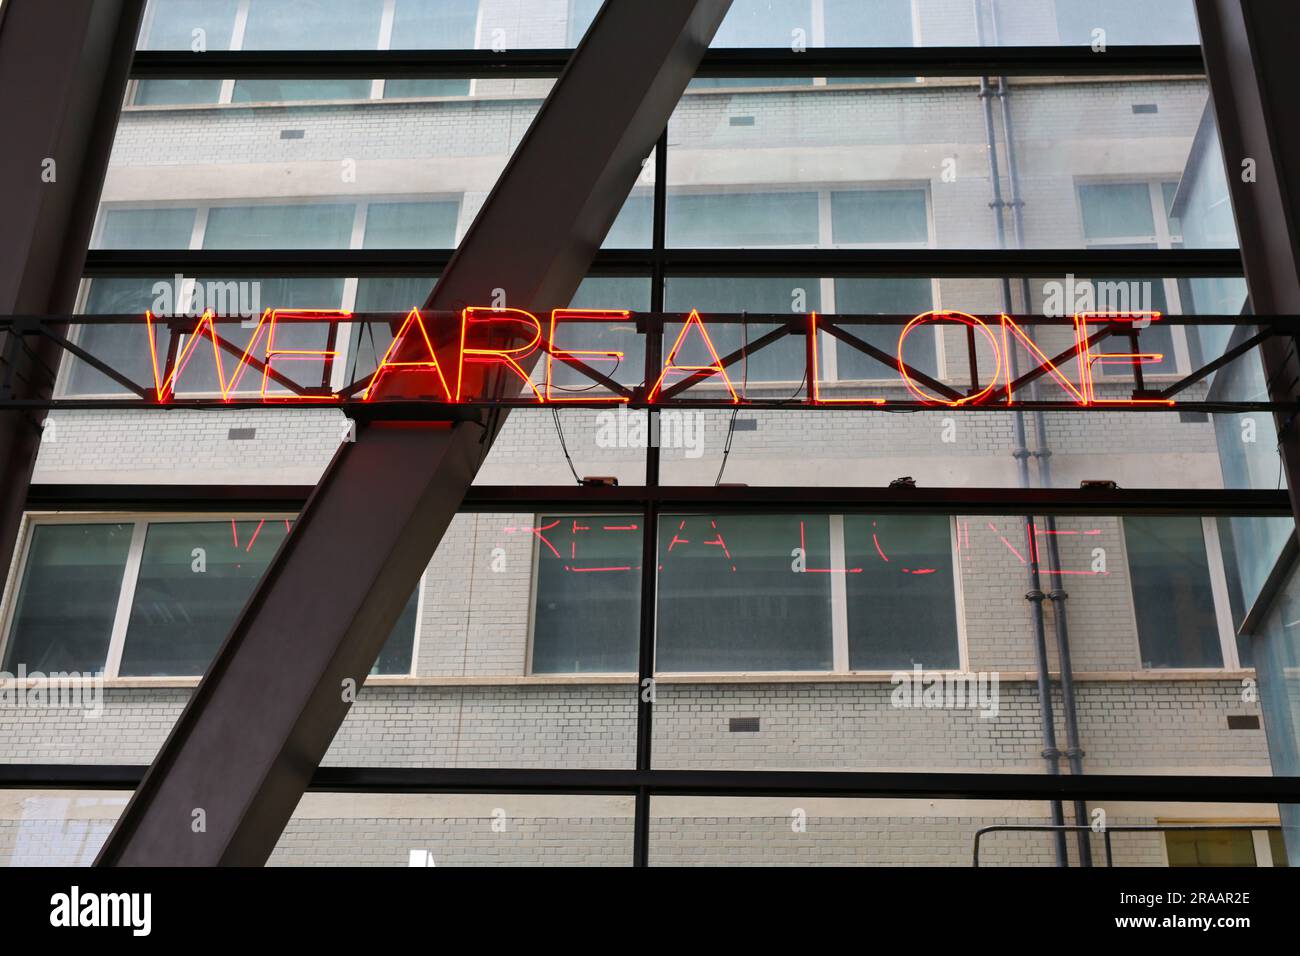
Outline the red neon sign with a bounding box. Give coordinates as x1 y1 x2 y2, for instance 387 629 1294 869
140 307 1169 409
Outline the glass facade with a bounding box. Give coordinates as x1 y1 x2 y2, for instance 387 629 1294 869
5 0 1300 871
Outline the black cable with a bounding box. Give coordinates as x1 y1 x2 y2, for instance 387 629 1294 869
551 406 583 485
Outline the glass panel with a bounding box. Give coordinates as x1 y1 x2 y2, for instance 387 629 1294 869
1 524 133 674
667 192 819 248
529 516 642 674
390 0 479 48
1124 516 1223 668
668 77 1234 249
1079 183 1158 241
94 207 196 250
362 200 459 248
663 277 816 384
117 519 417 677
650 512 1262 775
241 0 386 49
649 799 1267 866
843 514 959 669
831 277 937 380
830 189 929 244
0 792 131 867
137 0 1200 50
171 277 345 394
134 79 225 106
1051 0 1200 46
272 793 635 866
823 0 914 45
119 519 290 676
382 79 472 99
602 192 654 249
233 79 375 102
1165 828 1258 866
65 278 167 396
655 514 834 671
203 203 356 249
139 0 239 50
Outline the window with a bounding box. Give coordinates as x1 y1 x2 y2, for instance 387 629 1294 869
1 524 133 674
530 516 643 674
823 0 913 46
663 277 819 385
1124 517 1228 669
203 203 357 250
384 0 478 98
242 0 386 50
1053 0 1199 46
1076 180 1186 375
828 188 936 380
349 198 460 378
657 514 835 671
571 0 914 50
662 188 934 385
1 518 418 677
66 208 201 396
234 0 384 102
1165 828 1259 867
528 513 962 674
844 515 959 669
134 0 237 105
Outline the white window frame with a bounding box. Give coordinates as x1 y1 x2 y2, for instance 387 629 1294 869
1074 177 1192 379
0 512 422 679
525 511 968 677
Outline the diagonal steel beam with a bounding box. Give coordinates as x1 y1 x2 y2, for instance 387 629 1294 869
96 0 734 867
0 0 146 632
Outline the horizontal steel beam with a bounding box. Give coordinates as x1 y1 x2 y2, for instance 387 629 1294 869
3 764 1297 804
128 45 1205 80
2 311 1284 328
25 484 1293 517
82 248 1244 278
6 399 1292 414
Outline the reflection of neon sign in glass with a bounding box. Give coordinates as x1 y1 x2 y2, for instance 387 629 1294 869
142 307 1171 409
507 517 1111 577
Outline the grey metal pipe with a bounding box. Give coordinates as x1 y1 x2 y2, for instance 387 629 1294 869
974 0 1067 867
988 0 1093 863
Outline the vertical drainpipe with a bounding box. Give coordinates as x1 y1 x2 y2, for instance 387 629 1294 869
973 0 1068 865
987 0 1092 864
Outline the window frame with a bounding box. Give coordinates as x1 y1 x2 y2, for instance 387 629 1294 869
1074 176 1193 378
0 512 423 680
1120 514 1242 671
